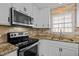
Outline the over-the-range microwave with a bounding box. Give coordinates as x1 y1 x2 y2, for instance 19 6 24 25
10 7 34 27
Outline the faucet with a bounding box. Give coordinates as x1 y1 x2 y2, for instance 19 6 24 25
59 30 74 41
59 29 63 40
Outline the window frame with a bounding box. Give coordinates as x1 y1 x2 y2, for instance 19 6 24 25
52 12 74 33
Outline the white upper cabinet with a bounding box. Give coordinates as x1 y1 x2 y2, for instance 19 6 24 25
76 3 79 27
0 3 34 26
12 3 24 11
12 3 33 17
38 8 50 28
33 7 50 28
0 3 11 25
25 4 33 17
0 3 50 27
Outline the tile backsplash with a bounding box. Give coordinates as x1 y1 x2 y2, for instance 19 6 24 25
0 26 49 43
0 26 32 43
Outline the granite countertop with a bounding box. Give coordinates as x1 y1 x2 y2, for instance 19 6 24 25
30 33 79 44
0 42 17 56
0 32 79 56
31 36 79 44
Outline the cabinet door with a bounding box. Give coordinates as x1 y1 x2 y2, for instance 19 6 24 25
0 3 11 25
47 45 60 56
61 48 78 56
38 40 49 56
24 4 33 17
12 3 25 12
38 40 60 56
35 8 50 28
12 3 33 17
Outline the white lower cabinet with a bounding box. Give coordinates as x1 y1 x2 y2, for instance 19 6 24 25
38 40 79 56
60 47 78 56
38 40 49 56
47 45 60 56
38 40 60 56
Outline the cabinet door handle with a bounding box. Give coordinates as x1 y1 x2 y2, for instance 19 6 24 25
8 17 10 22
59 48 62 52
59 48 60 52
60 48 62 52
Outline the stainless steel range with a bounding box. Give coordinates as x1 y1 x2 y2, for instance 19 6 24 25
7 32 39 56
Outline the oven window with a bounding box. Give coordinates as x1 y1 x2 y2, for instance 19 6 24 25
24 45 38 56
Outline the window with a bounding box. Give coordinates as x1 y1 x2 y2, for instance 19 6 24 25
52 13 73 33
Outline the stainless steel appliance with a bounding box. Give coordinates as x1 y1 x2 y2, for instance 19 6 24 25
7 32 39 56
10 7 34 27
18 39 39 56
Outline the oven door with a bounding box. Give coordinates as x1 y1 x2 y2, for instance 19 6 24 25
18 42 39 56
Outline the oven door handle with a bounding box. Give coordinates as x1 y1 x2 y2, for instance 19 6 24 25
16 41 28 46
19 42 39 51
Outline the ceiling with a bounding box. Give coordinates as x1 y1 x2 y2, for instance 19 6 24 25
32 3 68 9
